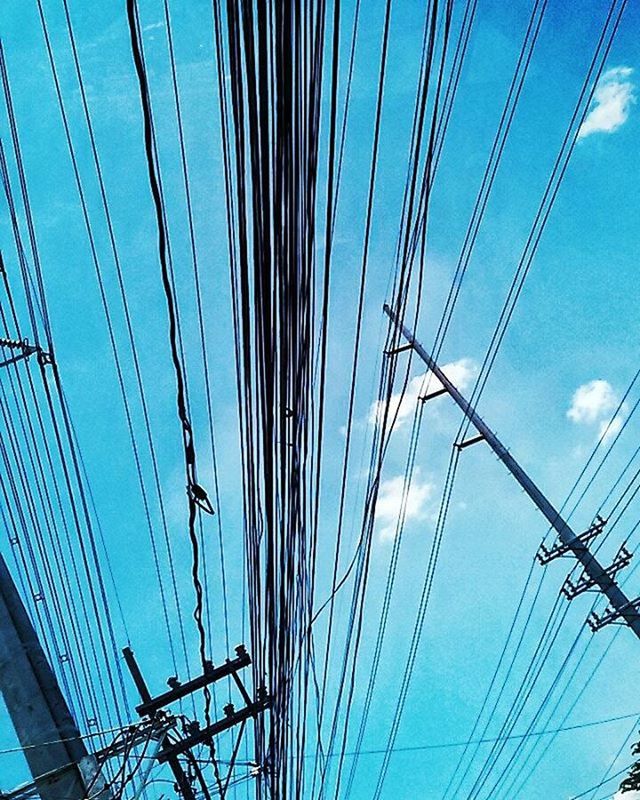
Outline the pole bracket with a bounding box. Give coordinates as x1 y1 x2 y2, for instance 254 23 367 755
384 343 413 357
419 387 447 403
455 433 485 451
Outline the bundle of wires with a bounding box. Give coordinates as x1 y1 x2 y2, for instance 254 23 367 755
211 2 339 797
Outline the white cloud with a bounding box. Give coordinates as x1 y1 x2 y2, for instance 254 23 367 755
375 469 435 542
578 66 635 139
368 358 477 429
568 380 618 424
568 379 628 444
613 791 640 800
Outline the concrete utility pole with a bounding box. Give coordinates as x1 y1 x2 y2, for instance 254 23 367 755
0 553 105 800
384 304 640 638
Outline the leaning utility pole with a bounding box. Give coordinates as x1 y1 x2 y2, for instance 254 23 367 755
0 553 107 800
384 304 640 637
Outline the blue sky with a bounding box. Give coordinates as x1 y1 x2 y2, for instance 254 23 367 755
1 1 640 798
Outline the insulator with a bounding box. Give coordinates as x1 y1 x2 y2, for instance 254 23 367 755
0 337 27 350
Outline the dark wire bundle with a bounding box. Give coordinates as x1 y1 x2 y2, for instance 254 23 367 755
212 2 336 797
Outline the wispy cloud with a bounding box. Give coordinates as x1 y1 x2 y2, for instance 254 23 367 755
568 379 625 442
375 469 435 542
598 413 624 444
368 358 477 428
578 66 635 139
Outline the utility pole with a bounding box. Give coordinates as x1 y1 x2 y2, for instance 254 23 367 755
0 553 107 800
383 304 640 638
122 644 270 798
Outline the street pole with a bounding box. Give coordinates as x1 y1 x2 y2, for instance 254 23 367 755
0 553 106 800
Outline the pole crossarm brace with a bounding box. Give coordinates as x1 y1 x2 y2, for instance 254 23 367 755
383 303 640 640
